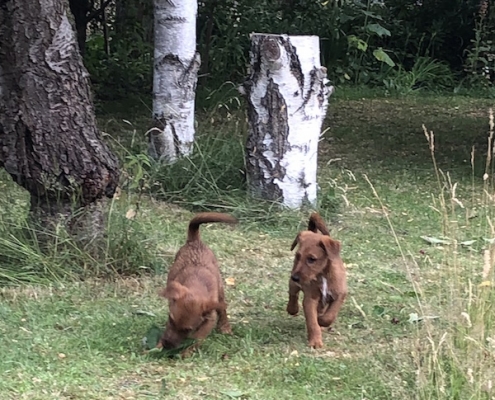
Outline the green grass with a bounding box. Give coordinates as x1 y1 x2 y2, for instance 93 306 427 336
1 89 495 399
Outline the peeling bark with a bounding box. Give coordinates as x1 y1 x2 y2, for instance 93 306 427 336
150 0 200 163
243 34 334 209
0 0 120 241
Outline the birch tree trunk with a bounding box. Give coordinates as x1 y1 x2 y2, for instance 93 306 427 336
150 0 201 163
0 0 120 242
242 34 333 209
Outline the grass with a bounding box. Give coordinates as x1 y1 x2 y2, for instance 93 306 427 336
0 89 495 399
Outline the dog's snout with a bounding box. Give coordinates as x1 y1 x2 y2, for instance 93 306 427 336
161 338 176 350
291 274 300 282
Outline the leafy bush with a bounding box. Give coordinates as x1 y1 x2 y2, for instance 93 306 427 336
84 33 152 100
383 57 455 95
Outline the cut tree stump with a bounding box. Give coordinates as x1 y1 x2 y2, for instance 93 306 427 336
242 34 333 209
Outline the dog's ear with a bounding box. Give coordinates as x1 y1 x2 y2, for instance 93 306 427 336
319 236 341 259
290 233 301 251
160 281 188 300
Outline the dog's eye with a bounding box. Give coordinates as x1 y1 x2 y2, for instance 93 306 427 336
307 256 317 264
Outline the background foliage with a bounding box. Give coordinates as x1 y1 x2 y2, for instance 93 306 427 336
81 0 495 101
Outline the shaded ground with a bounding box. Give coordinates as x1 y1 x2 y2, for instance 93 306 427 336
327 94 493 175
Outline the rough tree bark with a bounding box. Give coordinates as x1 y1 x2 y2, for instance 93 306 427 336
0 0 120 240
242 34 333 209
149 0 201 163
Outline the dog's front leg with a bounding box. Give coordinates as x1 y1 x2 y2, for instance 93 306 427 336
318 293 346 328
302 294 323 348
216 307 232 334
193 314 217 341
286 279 301 315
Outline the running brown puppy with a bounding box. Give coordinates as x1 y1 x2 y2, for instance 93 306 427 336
286 213 347 348
157 212 237 352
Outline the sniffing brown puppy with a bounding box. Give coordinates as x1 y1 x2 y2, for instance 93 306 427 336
286 213 347 348
157 212 237 352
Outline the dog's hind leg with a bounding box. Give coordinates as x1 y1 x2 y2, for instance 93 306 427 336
286 279 301 315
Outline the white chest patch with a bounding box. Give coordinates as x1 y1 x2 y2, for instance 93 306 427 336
321 277 328 299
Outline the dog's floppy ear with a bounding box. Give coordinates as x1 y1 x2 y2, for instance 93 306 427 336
290 233 301 251
160 281 188 300
319 236 341 259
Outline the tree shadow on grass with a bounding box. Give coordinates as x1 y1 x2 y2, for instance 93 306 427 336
325 96 493 177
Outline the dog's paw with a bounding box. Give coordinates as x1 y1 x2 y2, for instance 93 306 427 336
286 303 299 315
308 337 324 349
317 316 333 328
219 324 233 335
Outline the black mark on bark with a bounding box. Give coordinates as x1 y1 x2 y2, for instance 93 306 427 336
280 37 304 94
170 122 180 159
245 79 289 202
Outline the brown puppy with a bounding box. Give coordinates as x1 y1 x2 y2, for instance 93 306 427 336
286 213 347 348
157 212 237 352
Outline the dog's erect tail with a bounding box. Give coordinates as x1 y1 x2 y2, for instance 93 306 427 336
307 212 330 236
187 212 238 242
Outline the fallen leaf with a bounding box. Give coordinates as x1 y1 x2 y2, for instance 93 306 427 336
225 277 236 286
134 310 156 317
220 390 245 398
408 313 440 323
479 281 491 287
58 353 66 359
126 209 137 220
420 236 451 245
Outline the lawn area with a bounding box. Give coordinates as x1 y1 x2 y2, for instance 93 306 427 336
1 91 495 399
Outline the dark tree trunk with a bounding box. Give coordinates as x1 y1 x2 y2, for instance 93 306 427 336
0 0 120 240
198 0 217 84
68 0 90 56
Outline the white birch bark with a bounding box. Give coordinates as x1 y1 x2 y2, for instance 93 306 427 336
150 0 200 163
242 34 334 209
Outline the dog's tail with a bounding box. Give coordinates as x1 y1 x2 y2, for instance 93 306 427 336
187 212 238 242
307 212 330 236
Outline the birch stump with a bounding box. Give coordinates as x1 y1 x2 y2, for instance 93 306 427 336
243 34 333 209
150 0 201 163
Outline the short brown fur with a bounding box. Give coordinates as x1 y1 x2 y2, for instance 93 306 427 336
286 212 347 348
157 212 237 353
